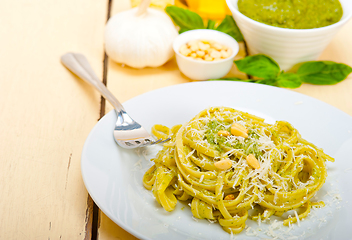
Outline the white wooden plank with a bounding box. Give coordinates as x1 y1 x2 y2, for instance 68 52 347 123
0 0 107 239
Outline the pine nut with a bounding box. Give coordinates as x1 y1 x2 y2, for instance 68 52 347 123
187 40 198 46
190 43 199 52
246 154 260 169
214 159 232 170
210 50 221 59
218 130 230 137
180 48 191 56
196 50 205 57
179 39 232 62
179 44 188 52
224 194 235 200
231 123 248 138
198 42 210 51
213 43 223 51
220 50 229 58
205 48 214 54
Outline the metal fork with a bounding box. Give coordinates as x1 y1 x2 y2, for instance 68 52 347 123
61 52 170 149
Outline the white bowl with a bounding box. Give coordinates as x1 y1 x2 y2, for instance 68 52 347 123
226 0 352 70
173 29 239 81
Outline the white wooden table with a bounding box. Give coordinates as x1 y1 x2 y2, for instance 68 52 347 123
1 1 351 239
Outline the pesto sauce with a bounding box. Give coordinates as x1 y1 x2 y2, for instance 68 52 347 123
204 120 262 158
237 0 343 29
204 120 227 151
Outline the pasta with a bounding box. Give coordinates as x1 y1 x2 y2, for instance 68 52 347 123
143 107 334 234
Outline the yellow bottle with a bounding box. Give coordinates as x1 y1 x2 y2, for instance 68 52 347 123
131 0 175 10
131 0 231 20
185 0 232 20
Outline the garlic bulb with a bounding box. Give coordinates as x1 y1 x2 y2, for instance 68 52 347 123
104 0 178 68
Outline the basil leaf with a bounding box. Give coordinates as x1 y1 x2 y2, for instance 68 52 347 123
297 61 352 85
207 20 216 29
210 77 255 82
165 6 205 33
256 79 278 86
234 54 280 79
216 15 244 42
276 72 302 88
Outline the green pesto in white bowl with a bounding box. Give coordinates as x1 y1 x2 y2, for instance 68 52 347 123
237 0 343 29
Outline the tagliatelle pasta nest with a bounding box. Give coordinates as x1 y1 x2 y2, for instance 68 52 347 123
143 107 334 234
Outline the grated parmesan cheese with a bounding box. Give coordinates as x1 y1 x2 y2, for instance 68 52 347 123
294 210 300 227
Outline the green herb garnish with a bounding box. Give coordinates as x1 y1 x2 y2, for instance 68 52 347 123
296 61 352 85
204 121 262 158
233 130 262 159
165 6 243 42
213 54 352 88
214 15 244 42
204 120 227 149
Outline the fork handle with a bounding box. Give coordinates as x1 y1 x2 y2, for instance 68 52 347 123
61 52 125 112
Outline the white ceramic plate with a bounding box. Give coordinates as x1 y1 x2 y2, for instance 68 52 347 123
81 81 352 240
